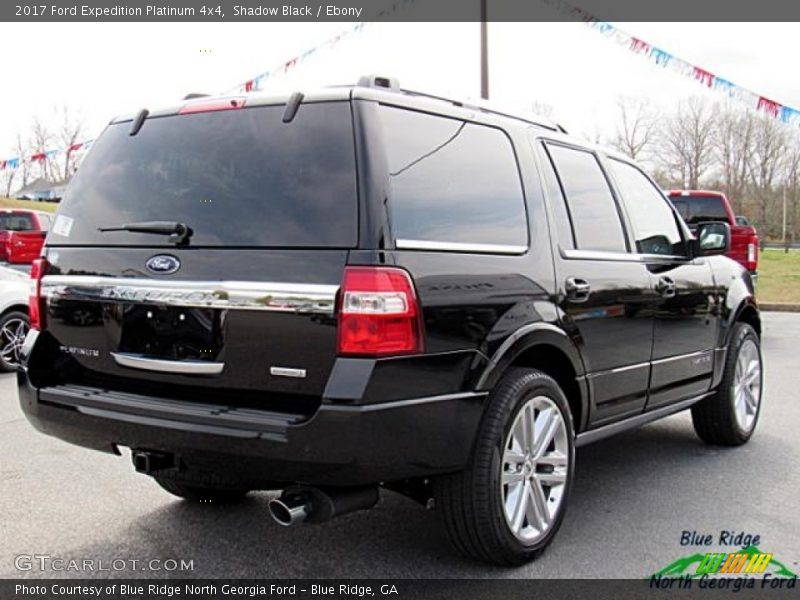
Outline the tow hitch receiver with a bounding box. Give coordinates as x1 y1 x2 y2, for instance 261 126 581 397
131 449 177 474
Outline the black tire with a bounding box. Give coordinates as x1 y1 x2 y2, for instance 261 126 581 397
692 322 763 446
0 310 30 373
153 473 250 503
434 368 575 565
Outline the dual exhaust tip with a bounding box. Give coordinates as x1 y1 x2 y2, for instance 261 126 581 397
268 485 379 527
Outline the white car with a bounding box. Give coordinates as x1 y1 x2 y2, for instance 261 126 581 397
0 265 29 371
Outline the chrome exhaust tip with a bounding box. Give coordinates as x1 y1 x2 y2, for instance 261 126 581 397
268 496 309 527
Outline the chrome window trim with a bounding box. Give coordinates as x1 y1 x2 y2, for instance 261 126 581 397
559 246 690 264
41 275 338 315
395 239 527 255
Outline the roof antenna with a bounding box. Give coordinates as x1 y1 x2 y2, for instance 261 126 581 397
129 109 149 136
282 92 304 123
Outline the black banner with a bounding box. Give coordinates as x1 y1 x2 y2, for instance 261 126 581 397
4 0 800 22
2 578 799 600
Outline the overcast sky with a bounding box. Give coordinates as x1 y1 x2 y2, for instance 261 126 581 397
1 21 799 158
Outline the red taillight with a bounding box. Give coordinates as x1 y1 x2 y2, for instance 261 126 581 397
29 258 49 331
746 237 759 271
337 267 423 357
178 97 246 115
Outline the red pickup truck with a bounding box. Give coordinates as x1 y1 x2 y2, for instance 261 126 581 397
667 190 759 275
0 209 52 264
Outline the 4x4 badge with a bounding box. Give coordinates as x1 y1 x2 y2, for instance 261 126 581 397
145 254 181 275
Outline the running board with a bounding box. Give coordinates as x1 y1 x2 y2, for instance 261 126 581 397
575 393 711 447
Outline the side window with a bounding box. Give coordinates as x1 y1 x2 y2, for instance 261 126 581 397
378 105 528 250
536 143 575 249
607 159 685 256
545 144 627 253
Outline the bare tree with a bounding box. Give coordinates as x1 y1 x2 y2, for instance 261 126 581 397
782 142 800 251
1 166 15 199
610 96 659 161
55 105 85 180
748 113 789 236
530 100 555 120
14 134 31 193
30 118 55 181
1 134 32 198
714 104 755 213
656 96 717 189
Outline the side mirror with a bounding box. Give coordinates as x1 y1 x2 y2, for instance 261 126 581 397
692 221 730 257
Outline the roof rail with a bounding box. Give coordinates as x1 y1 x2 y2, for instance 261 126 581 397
398 88 558 132
357 74 400 91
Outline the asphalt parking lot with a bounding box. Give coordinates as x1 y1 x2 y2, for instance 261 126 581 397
1 312 798 579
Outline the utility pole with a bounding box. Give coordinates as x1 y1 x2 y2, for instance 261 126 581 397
480 0 489 100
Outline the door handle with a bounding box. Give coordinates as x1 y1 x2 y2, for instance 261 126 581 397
565 277 591 303
656 276 677 298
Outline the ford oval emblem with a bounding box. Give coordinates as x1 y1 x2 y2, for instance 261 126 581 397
145 254 181 275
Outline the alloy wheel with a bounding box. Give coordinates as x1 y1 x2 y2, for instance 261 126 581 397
732 338 762 432
0 317 29 369
501 395 569 543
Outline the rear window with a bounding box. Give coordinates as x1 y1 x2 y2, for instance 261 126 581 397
669 195 728 225
51 102 358 247
378 105 528 251
0 213 36 231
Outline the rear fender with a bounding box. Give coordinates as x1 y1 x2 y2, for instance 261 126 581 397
475 323 588 430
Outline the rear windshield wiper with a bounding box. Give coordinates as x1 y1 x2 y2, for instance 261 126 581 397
98 221 193 245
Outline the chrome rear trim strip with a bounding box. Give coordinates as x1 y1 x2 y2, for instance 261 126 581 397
41 275 338 315
111 352 225 375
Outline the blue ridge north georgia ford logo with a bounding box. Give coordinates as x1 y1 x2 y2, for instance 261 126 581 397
145 255 181 275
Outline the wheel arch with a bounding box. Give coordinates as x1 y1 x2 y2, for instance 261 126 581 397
476 323 589 433
733 301 761 339
1 304 29 318
712 298 761 389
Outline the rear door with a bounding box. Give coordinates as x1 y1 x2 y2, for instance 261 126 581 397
609 162 717 408
538 141 655 427
41 101 358 406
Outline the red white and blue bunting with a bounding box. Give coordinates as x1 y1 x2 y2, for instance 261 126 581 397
0 140 94 173
5 4 798 172
225 0 416 94
543 0 800 128
225 22 367 95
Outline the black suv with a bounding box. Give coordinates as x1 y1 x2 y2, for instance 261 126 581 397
18 77 762 565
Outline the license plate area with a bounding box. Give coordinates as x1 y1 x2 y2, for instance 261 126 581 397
117 305 224 361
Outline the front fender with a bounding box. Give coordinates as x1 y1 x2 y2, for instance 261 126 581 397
717 266 758 348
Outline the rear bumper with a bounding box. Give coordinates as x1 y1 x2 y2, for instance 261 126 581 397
17 368 486 486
